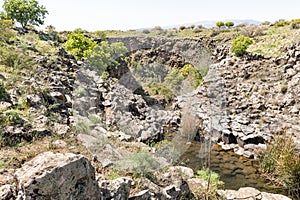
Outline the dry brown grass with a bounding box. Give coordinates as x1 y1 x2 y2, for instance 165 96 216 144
0 134 91 169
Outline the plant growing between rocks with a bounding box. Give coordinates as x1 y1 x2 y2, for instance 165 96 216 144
115 151 160 183
194 169 224 200
259 132 300 198
231 35 254 56
87 41 127 76
0 81 8 100
63 30 97 59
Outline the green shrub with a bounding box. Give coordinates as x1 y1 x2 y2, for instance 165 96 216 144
63 30 97 59
179 64 203 87
290 23 300 29
273 19 290 27
93 30 107 40
115 151 160 182
87 41 127 74
0 46 33 70
44 25 59 41
101 71 109 80
231 35 254 56
19 32 57 54
196 168 224 189
261 21 271 25
0 109 25 127
142 29 150 34
0 19 16 43
146 83 174 103
290 19 300 29
194 169 224 200
0 81 8 100
259 132 300 197
163 68 184 90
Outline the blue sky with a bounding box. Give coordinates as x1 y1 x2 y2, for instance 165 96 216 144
0 0 299 31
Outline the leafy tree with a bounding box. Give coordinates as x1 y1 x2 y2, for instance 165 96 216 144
197 24 204 29
179 25 186 31
154 26 162 31
189 24 195 30
63 30 97 59
261 21 271 26
216 21 224 28
142 29 150 34
3 0 48 28
225 21 234 28
231 35 254 57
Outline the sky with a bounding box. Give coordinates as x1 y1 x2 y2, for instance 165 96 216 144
0 0 299 31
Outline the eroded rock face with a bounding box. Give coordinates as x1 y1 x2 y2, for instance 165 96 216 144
107 37 209 65
99 177 132 200
73 63 179 145
14 152 101 200
176 43 300 158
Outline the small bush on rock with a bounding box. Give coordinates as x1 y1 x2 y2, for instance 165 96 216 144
231 35 254 57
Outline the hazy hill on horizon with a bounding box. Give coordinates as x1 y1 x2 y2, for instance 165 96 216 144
142 19 262 30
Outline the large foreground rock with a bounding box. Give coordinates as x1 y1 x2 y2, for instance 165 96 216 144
14 152 101 200
218 187 292 200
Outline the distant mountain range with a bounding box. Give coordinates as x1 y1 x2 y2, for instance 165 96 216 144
160 19 262 30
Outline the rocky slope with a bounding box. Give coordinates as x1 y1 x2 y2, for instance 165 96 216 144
108 36 300 158
0 27 298 199
199 43 300 157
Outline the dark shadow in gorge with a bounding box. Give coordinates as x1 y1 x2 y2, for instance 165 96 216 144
107 48 189 109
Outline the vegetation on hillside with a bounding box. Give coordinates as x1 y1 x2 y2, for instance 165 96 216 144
0 5 300 198
105 18 300 57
